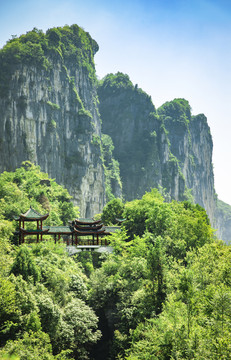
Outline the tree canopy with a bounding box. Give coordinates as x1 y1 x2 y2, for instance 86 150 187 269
0 164 230 360
0 161 79 228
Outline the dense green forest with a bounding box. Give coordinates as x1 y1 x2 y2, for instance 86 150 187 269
0 164 231 359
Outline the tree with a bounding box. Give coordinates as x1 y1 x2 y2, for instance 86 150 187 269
10 246 40 284
0 330 54 360
56 298 101 359
102 198 124 225
0 277 18 345
146 235 167 314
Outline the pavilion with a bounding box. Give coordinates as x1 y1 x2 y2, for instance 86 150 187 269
15 207 120 247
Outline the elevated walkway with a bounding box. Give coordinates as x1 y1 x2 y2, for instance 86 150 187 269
66 245 113 255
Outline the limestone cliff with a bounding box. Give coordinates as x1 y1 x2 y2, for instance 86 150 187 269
0 25 106 217
215 200 231 242
0 27 230 239
158 100 216 222
98 73 230 239
98 75 192 203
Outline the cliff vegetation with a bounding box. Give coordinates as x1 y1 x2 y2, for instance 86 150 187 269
0 25 106 217
0 24 98 96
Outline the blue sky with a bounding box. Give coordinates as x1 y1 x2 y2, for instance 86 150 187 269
1 0 231 205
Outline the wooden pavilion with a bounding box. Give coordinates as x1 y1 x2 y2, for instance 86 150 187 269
15 207 120 246
15 207 49 244
73 218 112 245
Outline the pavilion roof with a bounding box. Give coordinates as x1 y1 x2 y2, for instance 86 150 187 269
43 225 73 235
75 218 102 225
17 207 49 221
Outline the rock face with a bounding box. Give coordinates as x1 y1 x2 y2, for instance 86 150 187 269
0 27 230 239
158 101 216 223
215 200 231 242
0 25 106 217
98 73 230 239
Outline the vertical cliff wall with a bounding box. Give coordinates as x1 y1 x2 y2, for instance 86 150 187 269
0 25 106 217
158 100 216 222
98 73 228 236
98 73 186 203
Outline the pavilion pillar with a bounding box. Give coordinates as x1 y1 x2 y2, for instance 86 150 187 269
37 220 39 242
22 219 25 243
97 233 99 245
19 219 21 245
40 220 43 242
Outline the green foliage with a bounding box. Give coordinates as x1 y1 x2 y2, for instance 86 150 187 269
57 298 101 358
146 235 167 314
123 189 164 238
0 216 14 276
88 190 217 358
0 24 98 96
0 164 229 360
75 251 94 277
0 161 79 226
0 240 100 359
0 276 18 345
126 242 231 360
123 189 213 259
47 101 60 111
0 330 54 360
10 246 40 284
157 98 191 125
102 198 125 225
98 72 151 101
77 108 93 118
101 134 122 202
98 72 134 93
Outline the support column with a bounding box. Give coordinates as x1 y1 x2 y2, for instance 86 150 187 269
19 219 21 245
22 219 25 243
37 220 39 243
40 220 43 242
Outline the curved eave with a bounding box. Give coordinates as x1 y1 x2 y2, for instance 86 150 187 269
73 228 106 236
115 218 127 223
20 227 50 235
75 219 102 226
19 213 49 221
75 223 103 231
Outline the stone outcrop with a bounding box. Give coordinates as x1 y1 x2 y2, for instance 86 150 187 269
0 25 106 217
